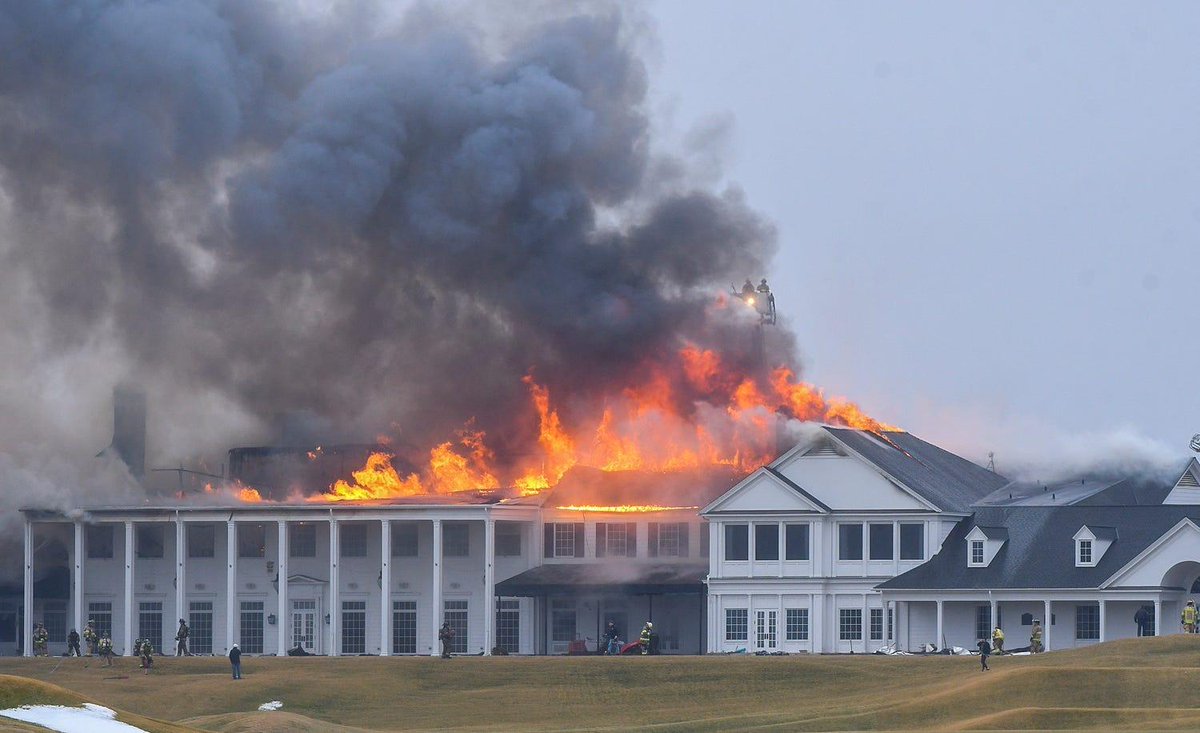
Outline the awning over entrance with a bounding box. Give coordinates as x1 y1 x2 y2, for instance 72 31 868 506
496 563 707 597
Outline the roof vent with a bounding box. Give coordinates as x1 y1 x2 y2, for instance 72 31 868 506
1179 472 1200 488
807 440 844 457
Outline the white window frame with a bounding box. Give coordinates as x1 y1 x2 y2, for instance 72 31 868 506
969 539 985 567
553 523 576 558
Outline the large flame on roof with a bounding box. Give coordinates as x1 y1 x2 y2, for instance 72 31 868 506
310 341 893 502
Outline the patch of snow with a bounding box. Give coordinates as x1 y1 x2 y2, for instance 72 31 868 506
0 703 148 732
258 700 283 711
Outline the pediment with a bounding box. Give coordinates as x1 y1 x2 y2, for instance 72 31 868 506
702 468 827 515
1163 460 1200 504
1105 518 1200 589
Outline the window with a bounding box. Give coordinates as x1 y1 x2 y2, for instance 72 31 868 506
650 522 688 557
724 524 749 561
785 524 810 561
495 524 522 557
869 608 884 640
443 523 470 557
341 524 368 558
869 523 893 561
136 525 164 558
596 522 637 558
391 523 418 557
550 599 576 650
238 523 266 558
139 601 163 653
43 601 66 647
546 523 583 558
189 601 213 655
838 524 863 561
839 609 863 640
1076 605 1100 640
700 523 710 557
444 600 468 653
1078 539 1093 565
342 601 367 654
87 525 114 559
888 608 894 641
785 609 809 641
970 540 985 565
725 609 748 641
188 525 215 558
239 601 264 653
976 605 992 642
755 524 779 561
496 599 520 653
392 600 417 654
900 523 924 560
290 523 317 558
88 602 113 641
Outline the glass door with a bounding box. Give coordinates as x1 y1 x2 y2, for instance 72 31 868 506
756 610 777 650
291 599 318 654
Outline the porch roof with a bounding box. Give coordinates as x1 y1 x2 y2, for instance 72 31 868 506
495 562 707 597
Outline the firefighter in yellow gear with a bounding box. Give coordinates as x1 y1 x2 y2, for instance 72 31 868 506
83 622 98 655
1030 620 1043 653
1182 600 1197 633
98 636 115 667
32 623 49 656
639 622 653 655
991 626 1005 654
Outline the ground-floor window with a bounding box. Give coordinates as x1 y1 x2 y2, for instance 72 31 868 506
725 609 748 642
240 601 264 653
888 607 894 641
550 599 575 652
975 605 992 642
1075 604 1099 640
869 608 884 640
785 608 809 641
392 600 417 654
496 599 520 653
43 601 66 646
342 600 367 655
839 609 862 640
88 601 113 641
138 602 163 653
444 600 468 654
189 601 213 654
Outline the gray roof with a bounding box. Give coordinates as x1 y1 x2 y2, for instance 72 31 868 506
878 505 1200 591
977 526 1008 541
975 475 1175 508
826 429 1009 513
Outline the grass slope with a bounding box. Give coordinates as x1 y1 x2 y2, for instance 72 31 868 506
1 636 1200 731
0 674 200 733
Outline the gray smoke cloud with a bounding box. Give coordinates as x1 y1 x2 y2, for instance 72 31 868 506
0 1 782 577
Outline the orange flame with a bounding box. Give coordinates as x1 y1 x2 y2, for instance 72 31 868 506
555 505 699 513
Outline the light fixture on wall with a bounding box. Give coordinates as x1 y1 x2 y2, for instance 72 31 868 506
324 614 330 625
267 614 277 626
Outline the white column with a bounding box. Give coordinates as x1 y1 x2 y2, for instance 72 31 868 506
483 517 495 655
225 520 236 653
747 522 755 578
777 521 784 577
174 519 185 650
935 599 944 650
989 598 998 641
73 521 84 641
379 519 391 656
328 518 339 657
1098 599 1106 643
431 518 443 654
22 518 33 657
1154 599 1162 636
862 594 870 648
276 521 288 656
1043 600 1052 651
124 521 134 655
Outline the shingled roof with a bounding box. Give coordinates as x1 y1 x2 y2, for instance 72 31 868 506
878 505 1200 591
825 429 1009 513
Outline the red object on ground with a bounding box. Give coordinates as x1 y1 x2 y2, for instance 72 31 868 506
620 641 642 655
567 640 588 655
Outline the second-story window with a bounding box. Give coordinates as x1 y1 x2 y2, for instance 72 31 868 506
290 523 317 558
238 523 266 558
1078 539 1092 564
341 524 368 558
785 524 809 561
724 524 749 561
443 523 470 557
495 523 522 557
650 522 689 557
390 523 418 557
869 523 893 561
188 524 215 558
596 522 636 557
838 524 863 561
970 539 985 565
899 523 925 560
87 525 114 559
545 523 584 558
755 524 779 561
136 524 164 559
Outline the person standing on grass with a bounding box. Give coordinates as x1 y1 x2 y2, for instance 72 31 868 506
977 638 991 671
991 626 1004 655
229 643 242 679
1030 620 1043 653
98 635 115 666
83 621 98 656
1183 600 1197 634
67 629 81 657
175 618 190 656
438 622 455 658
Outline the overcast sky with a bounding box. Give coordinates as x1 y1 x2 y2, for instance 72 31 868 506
645 1 1199 469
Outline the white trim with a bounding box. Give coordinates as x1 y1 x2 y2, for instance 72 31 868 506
1102 517 1200 589
701 467 829 516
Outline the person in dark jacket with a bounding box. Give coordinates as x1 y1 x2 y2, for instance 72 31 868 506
229 643 242 679
67 629 81 657
175 619 190 656
438 623 455 658
603 621 621 655
977 638 991 671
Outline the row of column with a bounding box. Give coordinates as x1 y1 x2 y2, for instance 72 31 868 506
25 515 499 657
930 597 1164 650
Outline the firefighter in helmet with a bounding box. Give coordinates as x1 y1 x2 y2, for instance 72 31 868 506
756 278 771 294
98 634 115 666
32 623 49 656
1183 600 1197 633
83 620 98 655
991 626 1005 655
639 622 653 655
1030 619 1044 653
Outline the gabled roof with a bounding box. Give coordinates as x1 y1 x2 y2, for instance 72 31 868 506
824 428 1008 513
701 466 831 515
879 505 1200 591
976 526 1008 541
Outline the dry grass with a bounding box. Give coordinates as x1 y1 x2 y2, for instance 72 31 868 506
2 636 1200 731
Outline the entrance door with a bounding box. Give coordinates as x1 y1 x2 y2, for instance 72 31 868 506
291 600 319 654
756 610 777 650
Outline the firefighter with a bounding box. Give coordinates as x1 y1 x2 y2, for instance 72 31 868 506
83 621 98 656
229 642 242 679
977 638 991 671
175 618 190 656
639 622 653 655
756 278 771 294
98 635 115 666
438 622 455 659
1030 619 1044 653
1183 600 1198 634
991 626 1005 655
33 623 49 657
741 279 755 298
67 628 81 657
138 638 154 674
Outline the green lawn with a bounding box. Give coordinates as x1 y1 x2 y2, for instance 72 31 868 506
2 636 1199 731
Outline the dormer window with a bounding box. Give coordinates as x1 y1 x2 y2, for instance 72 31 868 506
1078 539 1092 565
970 540 985 565
1072 526 1114 567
